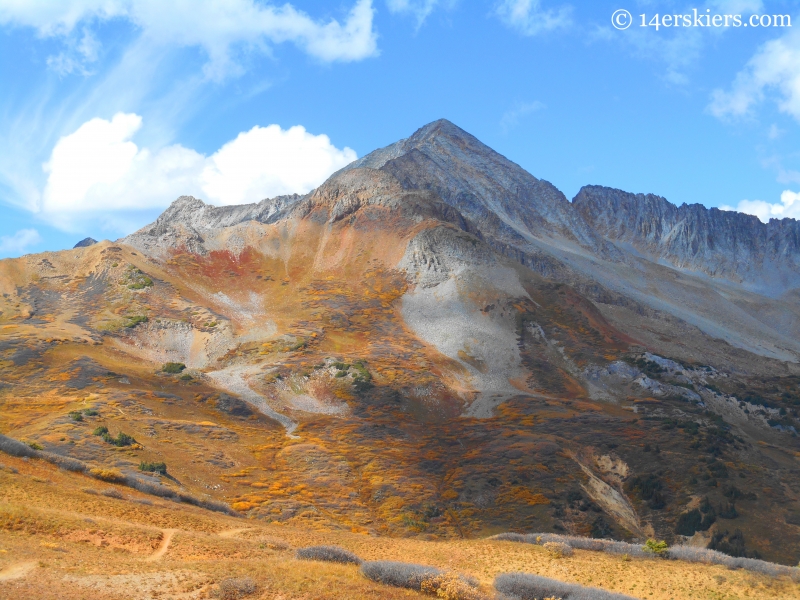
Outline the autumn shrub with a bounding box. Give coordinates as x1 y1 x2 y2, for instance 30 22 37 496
296 545 362 565
0 434 40 458
0 433 236 516
420 573 486 600
494 531 800 580
543 541 573 558
101 488 123 499
39 452 85 472
494 572 637 600
361 561 443 590
493 533 649 558
213 577 257 599
89 468 125 483
668 545 799 580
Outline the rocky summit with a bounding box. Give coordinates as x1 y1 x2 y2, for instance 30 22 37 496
2 120 800 598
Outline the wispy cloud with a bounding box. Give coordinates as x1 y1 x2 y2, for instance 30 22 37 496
494 0 572 36
46 27 101 76
386 0 456 27
501 100 545 132
0 0 379 81
598 0 765 86
709 28 800 122
0 229 42 257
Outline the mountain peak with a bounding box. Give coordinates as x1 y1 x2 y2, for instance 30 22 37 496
73 237 97 248
407 118 468 140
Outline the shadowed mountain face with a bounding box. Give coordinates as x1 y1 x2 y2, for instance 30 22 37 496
2 120 800 565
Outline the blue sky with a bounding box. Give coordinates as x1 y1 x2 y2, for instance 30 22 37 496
2 0 800 257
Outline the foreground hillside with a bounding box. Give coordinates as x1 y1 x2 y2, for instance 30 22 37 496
1 451 798 600
2 120 800 594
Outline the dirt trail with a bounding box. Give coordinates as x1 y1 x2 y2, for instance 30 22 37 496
145 529 177 562
0 560 36 581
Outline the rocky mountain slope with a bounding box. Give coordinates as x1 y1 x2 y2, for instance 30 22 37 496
2 120 800 567
574 185 800 294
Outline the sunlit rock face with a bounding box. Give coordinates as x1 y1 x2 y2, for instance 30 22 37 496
2 119 800 565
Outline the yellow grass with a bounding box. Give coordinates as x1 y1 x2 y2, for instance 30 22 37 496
0 453 798 599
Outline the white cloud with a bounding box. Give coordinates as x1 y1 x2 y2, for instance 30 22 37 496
721 190 800 222
0 229 42 256
0 0 378 80
201 125 357 206
500 100 545 132
495 0 572 36
709 28 800 122
39 113 357 230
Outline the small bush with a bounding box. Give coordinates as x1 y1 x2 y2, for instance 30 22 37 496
296 545 362 565
162 362 186 374
420 573 486 600
101 488 123 499
644 539 668 556
0 435 40 457
543 541 573 558
494 572 637 600
68 411 83 421
26 441 43 451
493 533 650 559
89 468 125 483
101 431 135 447
494 531 800 581
213 577 257 599
83 409 99 417
179 373 193 381
40 451 86 472
139 461 167 475
93 426 109 436
124 315 148 327
361 561 443 590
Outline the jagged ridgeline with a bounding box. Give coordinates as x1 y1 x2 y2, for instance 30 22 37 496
1 120 800 565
